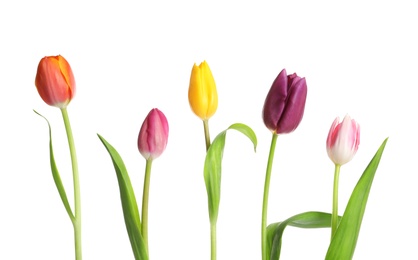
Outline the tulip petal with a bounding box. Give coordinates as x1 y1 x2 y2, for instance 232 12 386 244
262 69 288 132
277 77 307 134
189 64 205 118
58 55 76 99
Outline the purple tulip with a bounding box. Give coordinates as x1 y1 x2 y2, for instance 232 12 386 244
138 108 169 160
262 69 307 134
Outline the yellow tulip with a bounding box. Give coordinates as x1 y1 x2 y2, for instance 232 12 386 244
188 61 218 120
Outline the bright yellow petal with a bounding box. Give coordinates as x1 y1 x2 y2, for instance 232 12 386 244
189 63 206 119
200 61 218 119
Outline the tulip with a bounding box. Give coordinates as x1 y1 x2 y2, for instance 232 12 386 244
35 55 75 108
34 55 81 259
327 115 360 238
326 115 360 166
137 108 169 254
188 61 218 120
261 68 307 260
138 108 169 160
262 69 307 134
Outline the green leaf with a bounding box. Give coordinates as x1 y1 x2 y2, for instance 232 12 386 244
98 134 148 260
228 123 257 152
34 110 74 222
325 138 388 260
267 211 337 260
204 123 257 223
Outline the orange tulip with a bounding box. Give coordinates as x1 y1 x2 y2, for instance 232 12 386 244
35 55 75 108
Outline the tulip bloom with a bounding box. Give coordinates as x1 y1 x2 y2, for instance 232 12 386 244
188 61 218 120
138 108 169 160
262 69 307 134
326 115 360 165
35 55 75 108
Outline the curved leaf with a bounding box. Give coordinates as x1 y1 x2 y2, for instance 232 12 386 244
267 211 337 260
98 134 148 260
325 138 388 260
228 123 257 152
204 123 257 223
34 110 74 222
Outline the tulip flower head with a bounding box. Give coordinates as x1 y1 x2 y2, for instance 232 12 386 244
326 115 360 166
262 69 307 134
138 108 169 160
188 61 218 120
35 55 75 108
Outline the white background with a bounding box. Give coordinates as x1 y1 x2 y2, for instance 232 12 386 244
1 1 417 259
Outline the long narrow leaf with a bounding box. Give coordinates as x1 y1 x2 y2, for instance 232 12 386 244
98 134 148 260
267 211 337 260
325 138 388 260
204 123 257 223
34 110 74 222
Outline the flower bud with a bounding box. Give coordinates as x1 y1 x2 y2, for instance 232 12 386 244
35 55 75 108
326 115 360 165
188 61 218 120
138 108 169 160
262 69 307 134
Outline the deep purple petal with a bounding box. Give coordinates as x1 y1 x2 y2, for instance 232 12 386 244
277 77 307 134
262 69 288 132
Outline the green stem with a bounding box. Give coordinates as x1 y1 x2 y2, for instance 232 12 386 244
203 119 211 151
261 133 278 260
203 119 216 259
210 221 217 260
331 164 341 239
141 159 153 255
61 108 82 260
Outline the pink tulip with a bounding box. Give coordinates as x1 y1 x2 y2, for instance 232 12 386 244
326 115 360 165
138 108 169 160
35 55 75 108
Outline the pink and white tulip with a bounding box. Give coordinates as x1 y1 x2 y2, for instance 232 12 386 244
326 115 360 165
